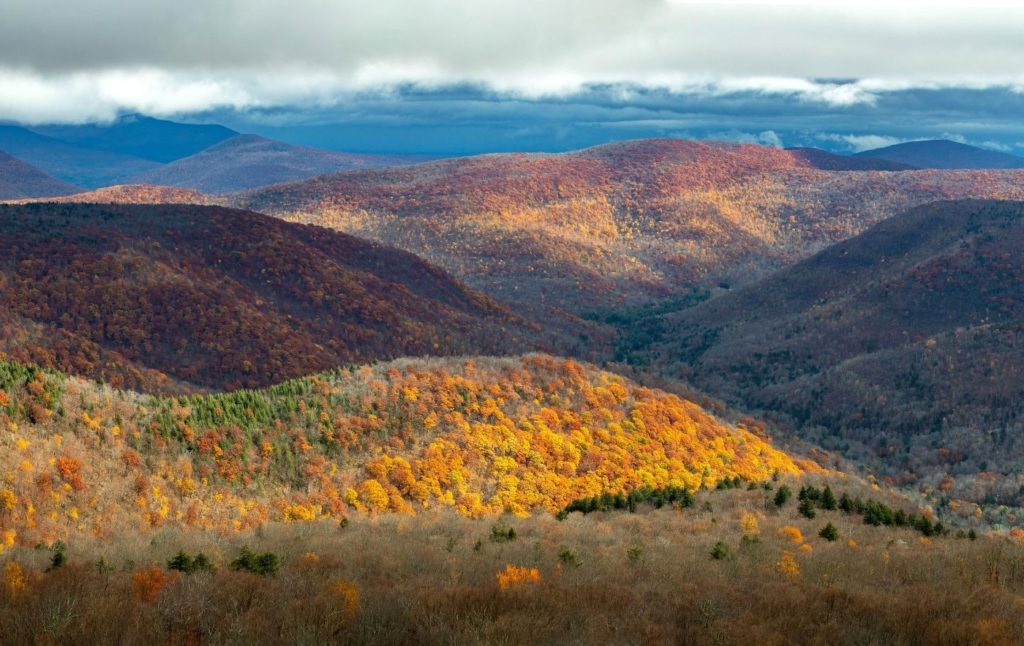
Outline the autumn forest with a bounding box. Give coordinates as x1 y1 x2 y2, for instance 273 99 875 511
2 137 1024 644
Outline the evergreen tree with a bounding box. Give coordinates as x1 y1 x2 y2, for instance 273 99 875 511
774 485 792 508
798 497 817 519
821 486 837 511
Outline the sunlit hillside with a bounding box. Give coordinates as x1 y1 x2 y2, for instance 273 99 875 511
233 140 1024 312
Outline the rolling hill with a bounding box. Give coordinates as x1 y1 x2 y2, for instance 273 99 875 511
0 125 161 188
855 139 1024 169
638 200 1024 505
0 202 551 393
130 134 411 193
0 353 808 544
0 150 79 199
233 139 1024 313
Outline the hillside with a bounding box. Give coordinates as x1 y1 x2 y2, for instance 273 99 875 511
0 151 79 199
233 139 1024 313
131 134 411 194
3 184 216 205
0 202 548 393
638 200 1024 507
0 354 808 543
855 139 1024 169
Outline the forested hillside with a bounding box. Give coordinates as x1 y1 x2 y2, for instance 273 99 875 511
0 203 548 393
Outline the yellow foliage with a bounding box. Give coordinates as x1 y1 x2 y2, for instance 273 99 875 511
0 489 16 510
4 562 26 596
323 579 360 620
497 565 542 591
739 511 760 536
357 479 390 512
283 503 318 522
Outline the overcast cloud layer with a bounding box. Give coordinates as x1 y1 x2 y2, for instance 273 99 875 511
2 1 1024 154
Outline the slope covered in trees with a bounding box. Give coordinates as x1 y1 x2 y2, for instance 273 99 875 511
635 200 1024 510
3 184 215 205
232 139 1024 312
0 151 79 200
0 203 548 393
0 354 809 546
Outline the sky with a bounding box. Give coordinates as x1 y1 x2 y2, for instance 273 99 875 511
2 0 1024 155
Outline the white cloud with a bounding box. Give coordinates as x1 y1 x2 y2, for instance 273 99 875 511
2 1 1024 122
816 134 910 153
979 141 1013 152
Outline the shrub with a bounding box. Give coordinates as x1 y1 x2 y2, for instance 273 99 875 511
230 546 280 576
778 526 804 544
710 541 731 560
776 551 800 577
47 542 67 572
819 523 839 542
490 522 516 543
627 544 644 564
558 547 582 568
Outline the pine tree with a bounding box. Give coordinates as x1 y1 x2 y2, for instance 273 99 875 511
774 485 792 508
821 486 837 511
798 497 817 519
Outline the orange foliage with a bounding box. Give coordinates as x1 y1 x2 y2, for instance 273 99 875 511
55 456 86 491
132 565 174 603
497 565 542 591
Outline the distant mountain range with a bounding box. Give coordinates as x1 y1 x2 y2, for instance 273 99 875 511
2 116 1024 198
0 124 160 187
0 115 409 191
855 139 1024 169
30 114 237 163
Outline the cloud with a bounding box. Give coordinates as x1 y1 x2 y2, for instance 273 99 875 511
1 1 1024 122
815 134 909 153
979 141 1013 152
